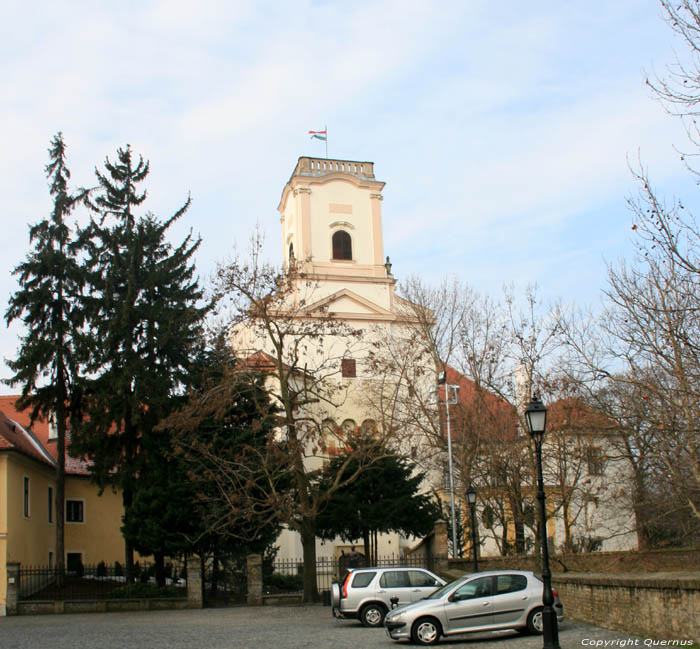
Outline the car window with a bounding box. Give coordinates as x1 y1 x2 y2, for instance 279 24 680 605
379 570 408 588
408 570 438 587
425 580 457 600
453 576 493 600
351 572 376 588
496 574 527 595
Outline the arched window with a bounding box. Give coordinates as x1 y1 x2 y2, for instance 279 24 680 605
360 419 377 435
288 242 295 261
332 230 352 260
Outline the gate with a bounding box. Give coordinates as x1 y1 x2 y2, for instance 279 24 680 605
203 556 247 607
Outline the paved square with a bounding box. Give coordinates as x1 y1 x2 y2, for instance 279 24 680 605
0 605 645 649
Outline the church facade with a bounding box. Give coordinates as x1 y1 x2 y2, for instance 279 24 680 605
232 155 638 565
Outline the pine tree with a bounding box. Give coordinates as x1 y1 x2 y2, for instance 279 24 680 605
5 132 88 574
317 444 440 562
71 145 207 579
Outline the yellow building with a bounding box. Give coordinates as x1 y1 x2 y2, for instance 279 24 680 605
0 398 127 615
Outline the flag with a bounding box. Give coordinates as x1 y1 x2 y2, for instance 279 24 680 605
309 129 327 141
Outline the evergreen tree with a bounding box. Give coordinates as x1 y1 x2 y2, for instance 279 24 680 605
164 335 283 558
5 132 88 573
316 444 440 561
71 145 207 578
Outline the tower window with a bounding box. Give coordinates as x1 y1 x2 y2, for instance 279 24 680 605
332 230 352 260
341 358 356 377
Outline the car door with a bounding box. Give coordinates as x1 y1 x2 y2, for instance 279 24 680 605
378 570 413 607
407 570 442 601
491 573 530 625
442 575 496 634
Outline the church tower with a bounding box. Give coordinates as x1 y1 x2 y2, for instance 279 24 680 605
277 157 396 315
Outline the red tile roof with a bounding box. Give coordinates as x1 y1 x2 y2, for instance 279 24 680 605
0 396 90 475
0 410 55 467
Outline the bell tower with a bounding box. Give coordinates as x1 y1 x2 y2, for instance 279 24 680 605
278 157 395 311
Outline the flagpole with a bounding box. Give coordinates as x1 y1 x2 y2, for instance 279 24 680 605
325 124 328 159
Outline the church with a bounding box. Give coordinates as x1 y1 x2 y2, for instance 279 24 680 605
230 155 637 569
230 156 436 564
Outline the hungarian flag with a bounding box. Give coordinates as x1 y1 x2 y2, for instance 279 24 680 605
309 129 327 141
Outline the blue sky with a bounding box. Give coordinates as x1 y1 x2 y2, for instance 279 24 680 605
1 1 694 392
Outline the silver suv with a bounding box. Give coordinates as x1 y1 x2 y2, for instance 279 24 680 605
331 566 446 628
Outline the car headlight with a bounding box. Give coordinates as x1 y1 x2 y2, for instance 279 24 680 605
386 612 404 623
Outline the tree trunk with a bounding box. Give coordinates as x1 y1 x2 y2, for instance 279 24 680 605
301 520 319 603
55 400 67 586
154 552 166 587
122 488 135 582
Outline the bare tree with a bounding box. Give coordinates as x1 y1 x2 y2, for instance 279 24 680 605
369 278 599 556
205 231 395 601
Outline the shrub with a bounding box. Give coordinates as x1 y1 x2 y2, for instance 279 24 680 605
264 573 304 593
109 583 184 599
96 561 108 577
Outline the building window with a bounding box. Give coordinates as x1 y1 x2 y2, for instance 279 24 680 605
48 486 54 523
23 476 30 518
67 552 83 574
332 230 352 260
586 447 605 476
341 358 356 377
360 419 377 435
66 500 84 523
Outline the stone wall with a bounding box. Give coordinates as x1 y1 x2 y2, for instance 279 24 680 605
17 598 189 615
405 519 449 575
448 547 700 575
247 554 262 606
186 556 203 609
552 573 700 644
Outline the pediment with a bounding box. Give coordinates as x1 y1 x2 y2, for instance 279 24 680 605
301 289 393 318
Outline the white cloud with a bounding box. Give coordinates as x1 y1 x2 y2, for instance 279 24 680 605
0 0 695 390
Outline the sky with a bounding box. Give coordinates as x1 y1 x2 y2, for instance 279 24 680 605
1 1 695 393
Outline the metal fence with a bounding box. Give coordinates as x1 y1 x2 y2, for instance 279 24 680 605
18 562 186 601
268 553 436 594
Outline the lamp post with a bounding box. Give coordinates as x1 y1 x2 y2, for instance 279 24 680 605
525 396 560 649
465 484 478 572
432 370 460 557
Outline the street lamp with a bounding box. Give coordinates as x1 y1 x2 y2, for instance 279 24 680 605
465 484 478 572
525 396 561 649
431 370 460 558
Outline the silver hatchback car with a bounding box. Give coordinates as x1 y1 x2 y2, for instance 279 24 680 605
384 570 564 645
331 566 446 628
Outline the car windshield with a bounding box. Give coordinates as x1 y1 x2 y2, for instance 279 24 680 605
423 578 464 600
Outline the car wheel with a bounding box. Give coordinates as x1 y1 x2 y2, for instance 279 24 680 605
411 617 442 645
360 603 386 627
527 607 544 635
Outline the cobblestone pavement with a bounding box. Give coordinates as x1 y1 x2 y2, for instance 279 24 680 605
0 605 652 649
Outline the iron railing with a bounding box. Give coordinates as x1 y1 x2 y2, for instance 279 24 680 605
18 563 186 601
267 553 436 594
